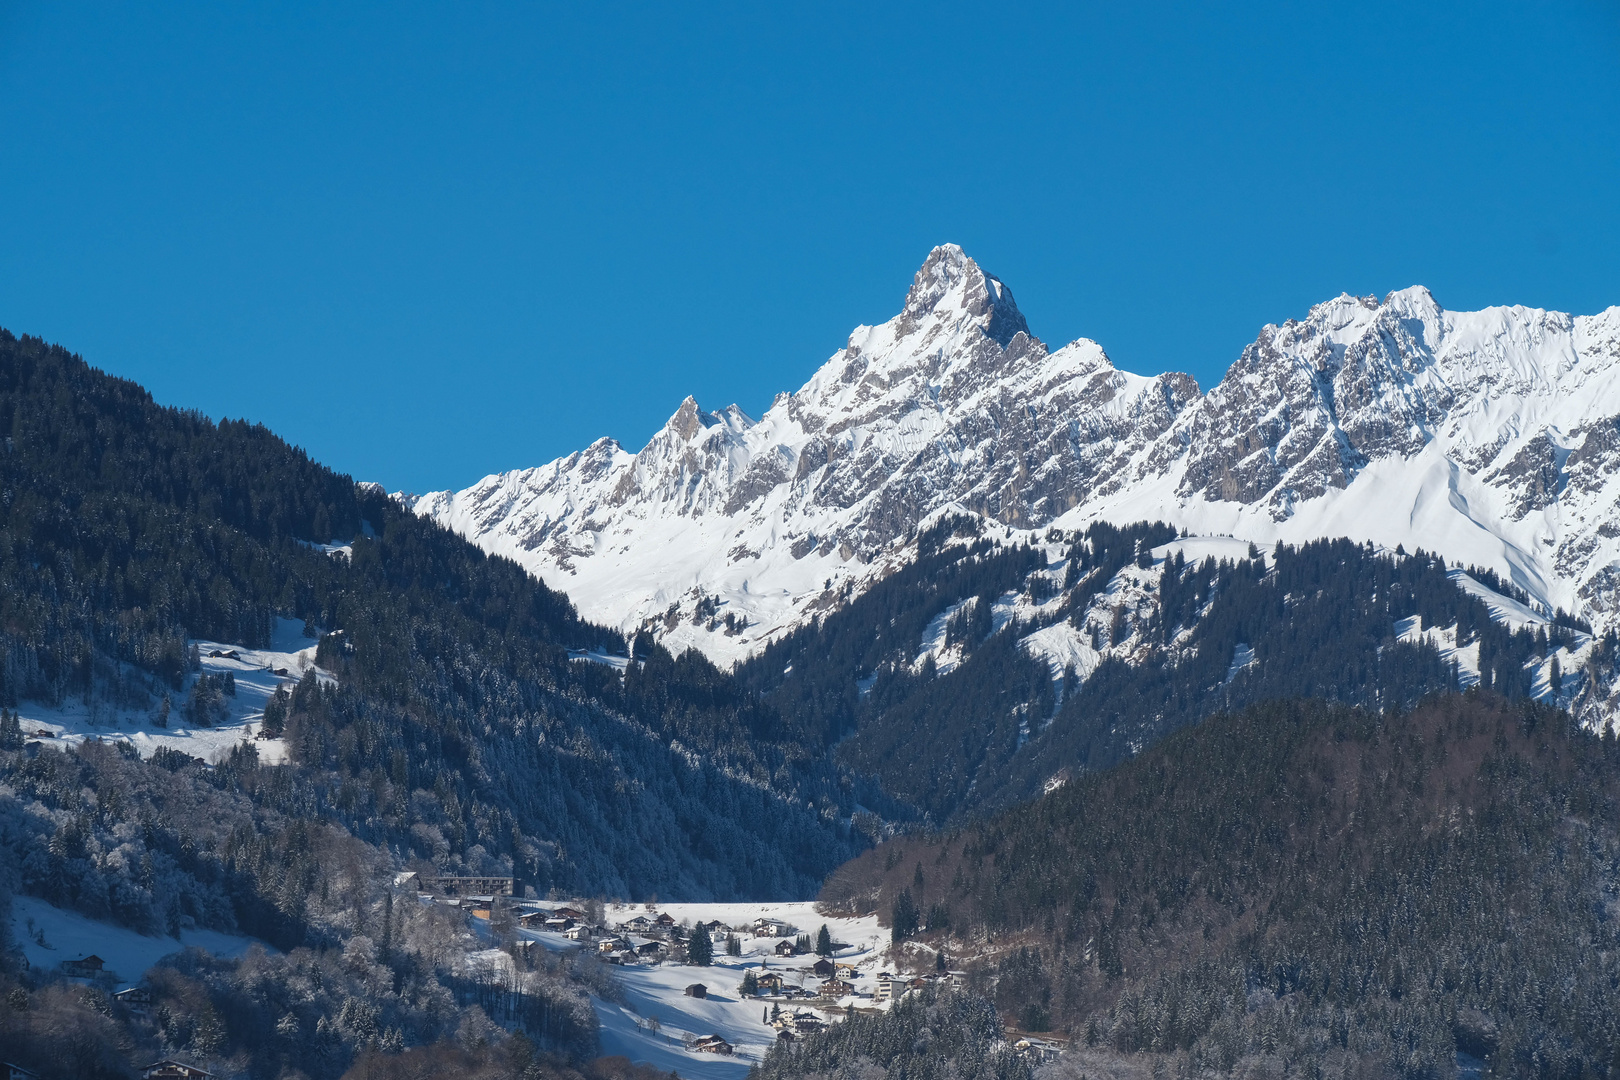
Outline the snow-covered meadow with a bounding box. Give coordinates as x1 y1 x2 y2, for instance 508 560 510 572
11 617 331 766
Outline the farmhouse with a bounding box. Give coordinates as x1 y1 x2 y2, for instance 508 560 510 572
810 958 835 978
141 1062 215 1080
60 954 107 977
114 986 153 1014
774 939 799 957
691 1035 733 1055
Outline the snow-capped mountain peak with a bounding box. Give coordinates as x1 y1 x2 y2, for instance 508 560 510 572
406 248 1620 668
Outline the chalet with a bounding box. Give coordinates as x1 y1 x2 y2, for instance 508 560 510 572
791 1014 825 1035
753 918 788 937
835 962 860 976
563 924 594 941
633 938 665 958
756 972 785 993
543 917 573 932
621 915 654 933
60 954 106 977
142 1062 216 1080
6 1064 42 1080
1013 1038 1065 1064
597 936 627 953
691 1035 733 1055
655 912 677 928
554 906 587 920
701 919 730 933
684 984 708 998
819 978 855 997
516 912 549 928
810 958 835 978
774 939 799 957
114 986 153 1014
775 1029 797 1043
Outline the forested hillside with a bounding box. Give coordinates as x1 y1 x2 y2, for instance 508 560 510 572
0 736 604 1079
0 327 866 901
738 517 1609 822
820 694 1620 1077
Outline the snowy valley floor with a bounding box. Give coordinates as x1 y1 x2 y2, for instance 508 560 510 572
514 901 897 1080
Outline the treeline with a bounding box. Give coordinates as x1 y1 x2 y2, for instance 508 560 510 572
0 327 867 900
734 515 1055 820
821 694 1620 1077
739 512 1613 823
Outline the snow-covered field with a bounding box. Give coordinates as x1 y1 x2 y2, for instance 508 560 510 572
519 902 897 1078
13 617 330 766
9 894 269 990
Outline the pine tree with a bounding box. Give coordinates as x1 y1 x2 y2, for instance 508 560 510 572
689 922 713 966
892 889 919 945
816 924 832 956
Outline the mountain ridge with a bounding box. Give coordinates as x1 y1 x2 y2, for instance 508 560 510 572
405 245 1620 669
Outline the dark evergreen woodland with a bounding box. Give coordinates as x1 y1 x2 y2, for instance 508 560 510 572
0 327 866 900
821 694 1620 1077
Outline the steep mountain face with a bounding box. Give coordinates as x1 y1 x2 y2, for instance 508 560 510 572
407 246 1620 666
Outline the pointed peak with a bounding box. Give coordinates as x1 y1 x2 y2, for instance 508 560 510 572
659 397 754 443
1382 285 1442 319
901 244 1029 346
664 396 707 442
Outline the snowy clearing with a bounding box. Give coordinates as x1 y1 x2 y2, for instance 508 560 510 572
14 617 330 766
9 894 270 991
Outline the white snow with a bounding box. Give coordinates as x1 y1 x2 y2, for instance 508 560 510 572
9 894 270 990
517 902 896 1077
914 598 977 675
15 617 329 766
1225 644 1257 684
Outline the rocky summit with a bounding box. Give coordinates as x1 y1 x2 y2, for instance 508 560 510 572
404 245 1620 667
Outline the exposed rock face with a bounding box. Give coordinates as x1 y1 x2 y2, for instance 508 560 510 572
404 246 1620 666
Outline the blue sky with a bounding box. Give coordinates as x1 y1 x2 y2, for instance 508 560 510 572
2 2 1617 493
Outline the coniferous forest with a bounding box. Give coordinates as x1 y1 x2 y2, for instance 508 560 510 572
821 694 1620 1077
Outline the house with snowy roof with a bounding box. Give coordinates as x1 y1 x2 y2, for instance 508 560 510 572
141 1062 215 1080
691 1034 733 1055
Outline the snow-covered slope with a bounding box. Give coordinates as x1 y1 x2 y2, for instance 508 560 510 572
405 246 1620 667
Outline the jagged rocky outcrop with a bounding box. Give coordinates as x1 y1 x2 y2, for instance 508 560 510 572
404 245 1620 668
